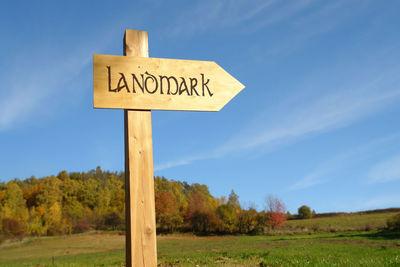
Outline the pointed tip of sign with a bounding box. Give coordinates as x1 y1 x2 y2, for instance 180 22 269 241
211 61 245 111
213 61 245 87
237 82 246 93
217 85 245 111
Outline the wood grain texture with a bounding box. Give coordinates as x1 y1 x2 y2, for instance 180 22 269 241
124 29 157 267
93 55 244 111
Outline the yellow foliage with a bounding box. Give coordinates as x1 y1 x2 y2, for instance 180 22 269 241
36 206 45 217
0 190 5 203
44 202 64 235
27 216 47 236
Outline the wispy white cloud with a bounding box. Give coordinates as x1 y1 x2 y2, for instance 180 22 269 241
167 0 363 45
253 0 315 29
287 169 329 192
262 1 359 56
367 155 400 184
168 0 307 37
357 194 400 210
291 0 366 32
0 52 90 130
155 70 400 172
287 134 400 191
0 29 118 131
217 73 400 155
154 155 207 172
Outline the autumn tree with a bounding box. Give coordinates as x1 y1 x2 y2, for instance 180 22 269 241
237 208 258 234
2 217 25 239
155 191 182 232
185 190 219 233
36 176 65 235
255 210 269 233
216 204 237 233
23 183 44 209
265 195 287 228
155 177 188 213
61 176 84 222
0 181 28 238
104 211 124 230
298 205 312 219
27 207 47 236
1 181 28 222
227 190 241 211
108 174 125 213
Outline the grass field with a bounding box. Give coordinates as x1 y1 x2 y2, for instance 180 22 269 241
283 212 398 233
0 230 399 266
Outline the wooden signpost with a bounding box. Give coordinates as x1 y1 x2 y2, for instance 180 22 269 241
93 29 244 267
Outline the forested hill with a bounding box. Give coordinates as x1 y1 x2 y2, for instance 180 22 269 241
0 167 286 240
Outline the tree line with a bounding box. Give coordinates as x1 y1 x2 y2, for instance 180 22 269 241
0 167 287 240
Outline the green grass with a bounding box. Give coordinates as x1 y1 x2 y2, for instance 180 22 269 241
284 212 398 232
0 231 399 266
157 231 400 266
0 232 125 266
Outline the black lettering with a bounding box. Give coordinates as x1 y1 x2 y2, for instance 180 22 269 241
160 76 179 95
201 73 213 97
179 78 190 96
116 72 130 93
109 69 212 97
144 72 158 94
132 74 144 93
107 66 117 92
190 78 199 96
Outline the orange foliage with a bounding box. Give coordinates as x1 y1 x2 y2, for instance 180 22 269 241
267 196 287 228
0 190 5 203
155 191 182 232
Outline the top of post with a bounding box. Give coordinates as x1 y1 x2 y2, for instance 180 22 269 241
124 29 149 57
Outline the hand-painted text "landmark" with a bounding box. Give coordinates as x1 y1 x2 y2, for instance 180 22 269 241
93 54 244 111
107 66 214 97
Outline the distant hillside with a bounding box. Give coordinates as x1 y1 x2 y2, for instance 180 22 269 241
288 208 400 220
283 210 399 233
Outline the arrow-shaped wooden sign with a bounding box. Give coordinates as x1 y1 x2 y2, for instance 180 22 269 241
93 54 244 111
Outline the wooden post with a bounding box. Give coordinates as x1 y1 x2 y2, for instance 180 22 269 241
93 27 243 266
124 29 157 267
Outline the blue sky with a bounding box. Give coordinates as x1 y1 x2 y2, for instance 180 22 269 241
1 0 400 213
